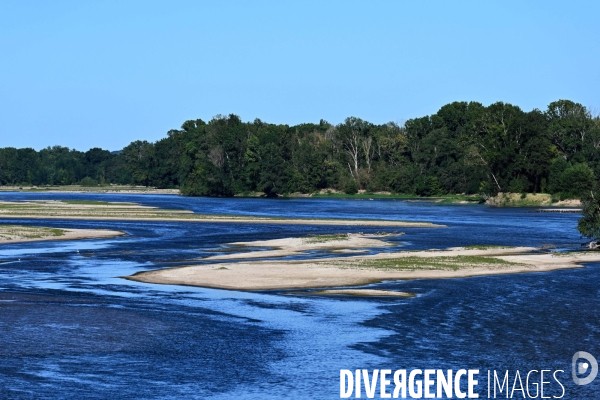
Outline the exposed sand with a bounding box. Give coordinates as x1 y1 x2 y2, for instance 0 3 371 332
204 234 397 260
0 200 443 227
0 225 124 244
128 246 600 291
0 185 180 194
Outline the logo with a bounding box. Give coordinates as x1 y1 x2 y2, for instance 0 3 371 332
572 351 598 385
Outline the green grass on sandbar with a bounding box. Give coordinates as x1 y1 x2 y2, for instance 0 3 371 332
333 255 521 271
303 234 350 243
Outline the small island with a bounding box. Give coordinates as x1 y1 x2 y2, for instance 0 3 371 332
0 200 444 227
0 224 124 244
127 234 600 293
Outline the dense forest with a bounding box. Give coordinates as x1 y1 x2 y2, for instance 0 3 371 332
1 99 599 198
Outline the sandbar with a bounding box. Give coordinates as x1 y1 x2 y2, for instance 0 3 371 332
0 185 180 194
204 233 397 260
0 200 443 227
128 246 600 291
0 225 124 244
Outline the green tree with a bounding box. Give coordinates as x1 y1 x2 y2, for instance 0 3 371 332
336 117 371 183
578 188 600 246
546 100 593 160
122 140 155 186
560 163 595 198
80 176 98 186
258 143 287 196
344 179 358 194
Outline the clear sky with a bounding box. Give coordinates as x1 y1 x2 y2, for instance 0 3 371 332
1 1 598 151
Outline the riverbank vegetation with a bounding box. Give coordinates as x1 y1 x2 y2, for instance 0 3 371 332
1 99 598 200
0 225 65 241
328 255 522 271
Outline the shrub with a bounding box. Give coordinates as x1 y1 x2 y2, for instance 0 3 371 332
415 176 442 196
508 178 527 194
344 179 358 195
80 177 98 187
560 163 595 198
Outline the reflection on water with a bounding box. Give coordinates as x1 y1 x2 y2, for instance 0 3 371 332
0 193 598 398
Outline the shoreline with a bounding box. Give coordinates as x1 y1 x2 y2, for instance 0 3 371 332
126 246 600 291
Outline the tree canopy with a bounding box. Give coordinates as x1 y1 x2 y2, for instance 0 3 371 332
2 99 599 200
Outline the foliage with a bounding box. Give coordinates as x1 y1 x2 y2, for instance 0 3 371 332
79 177 98 187
1 99 599 199
560 163 595 198
332 255 522 271
304 234 350 243
578 188 600 241
344 179 358 195
0 225 65 240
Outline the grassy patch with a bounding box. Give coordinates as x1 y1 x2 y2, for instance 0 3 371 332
330 255 522 271
303 233 350 243
0 225 66 240
0 204 40 209
551 251 590 257
47 228 65 236
436 195 485 204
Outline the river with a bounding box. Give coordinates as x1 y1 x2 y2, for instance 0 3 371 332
0 193 598 399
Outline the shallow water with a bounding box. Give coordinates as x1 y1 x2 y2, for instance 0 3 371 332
0 193 598 398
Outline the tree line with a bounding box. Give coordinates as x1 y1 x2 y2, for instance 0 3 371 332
1 99 599 198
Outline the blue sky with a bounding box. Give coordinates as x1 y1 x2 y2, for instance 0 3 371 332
1 1 598 151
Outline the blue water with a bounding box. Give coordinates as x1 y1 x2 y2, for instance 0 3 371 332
0 193 598 399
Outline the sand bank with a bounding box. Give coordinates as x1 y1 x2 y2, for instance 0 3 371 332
128 246 600 291
204 234 397 260
0 185 180 194
0 225 124 244
0 200 443 227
